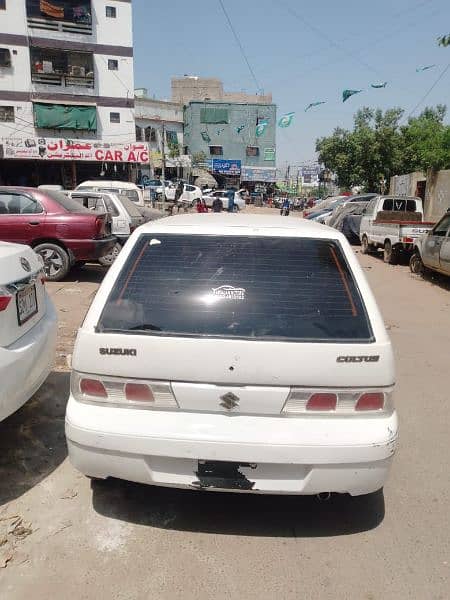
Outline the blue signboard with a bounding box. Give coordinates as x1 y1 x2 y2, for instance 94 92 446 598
211 159 241 175
241 166 277 182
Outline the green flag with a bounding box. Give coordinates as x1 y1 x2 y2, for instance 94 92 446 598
305 102 326 112
256 119 268 137
278 112 295 127
342 89 363 102
371 82 387 88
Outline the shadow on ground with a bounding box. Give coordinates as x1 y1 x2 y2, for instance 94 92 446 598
0 371 69 506
92 479 384 538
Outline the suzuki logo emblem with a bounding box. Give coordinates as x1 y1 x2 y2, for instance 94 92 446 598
220 392 240 411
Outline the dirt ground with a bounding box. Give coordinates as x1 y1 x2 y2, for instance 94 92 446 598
0 208 449 599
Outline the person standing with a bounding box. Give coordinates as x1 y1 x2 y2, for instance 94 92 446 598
281 197 290 216
226 189 235 213
212 197 223 213
172 180 184 214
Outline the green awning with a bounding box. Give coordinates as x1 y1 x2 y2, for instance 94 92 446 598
200 107 229 124
34 103 97 131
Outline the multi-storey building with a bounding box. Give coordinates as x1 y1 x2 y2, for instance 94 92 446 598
0 0 143 188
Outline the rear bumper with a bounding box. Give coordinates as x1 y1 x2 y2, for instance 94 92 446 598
66 399 398 495
0 298 57 422
68 236 116 261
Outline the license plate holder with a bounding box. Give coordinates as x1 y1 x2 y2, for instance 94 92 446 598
193 460 257 490
16 284 38 326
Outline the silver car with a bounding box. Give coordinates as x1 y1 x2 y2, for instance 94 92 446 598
410 211 450 277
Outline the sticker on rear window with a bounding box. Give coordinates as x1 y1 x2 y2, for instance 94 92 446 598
212 285 246 300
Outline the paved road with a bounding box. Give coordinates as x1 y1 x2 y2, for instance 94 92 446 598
0 216 449 599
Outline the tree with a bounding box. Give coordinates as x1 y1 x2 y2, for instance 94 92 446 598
399 105 450 172
316 107 404 191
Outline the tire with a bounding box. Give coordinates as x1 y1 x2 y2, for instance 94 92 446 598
361 235 371 254
98 242 121 267
233 204 240 212
34 242 70 281
409 251 424 275
383 240 398 265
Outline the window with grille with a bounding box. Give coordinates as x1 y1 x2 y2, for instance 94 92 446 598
0 48 11 67
209 146 223 156
0 106 14 122
108 59 118 71
106 6 116 18
110 112 120 123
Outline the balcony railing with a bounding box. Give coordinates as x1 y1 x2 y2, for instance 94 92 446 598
27 16 92 35
31 71 94 88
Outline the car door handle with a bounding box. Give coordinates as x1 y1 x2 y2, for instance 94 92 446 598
28 221 40 225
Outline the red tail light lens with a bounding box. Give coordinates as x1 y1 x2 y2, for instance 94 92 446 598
355 393 384 411
306 393 337 411
0 296 12 311
80 378 108 398
95 217 106 238
125 383 154 402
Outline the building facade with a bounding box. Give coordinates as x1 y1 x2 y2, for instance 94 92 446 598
134 89 189 181
172 76 272 105
0 0 140 188
184 100 277 187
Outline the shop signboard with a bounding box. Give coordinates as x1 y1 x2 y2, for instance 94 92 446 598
0 137 149 163
241 166 277 182
211 159 241 175
301 165 320 184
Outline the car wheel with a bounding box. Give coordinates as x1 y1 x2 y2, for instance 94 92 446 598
383 240 398 265
233 204 240 212
34 242 70 281
99 242 121 267
409 251 424 275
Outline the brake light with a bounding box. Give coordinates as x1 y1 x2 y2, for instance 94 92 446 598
355 393 384 411
72 372 178 410
95 217 106 238
282 388 392 415
80 378 107 398
0 287 12 311
125 383 154 402
402 237 414 243
306 393 337 411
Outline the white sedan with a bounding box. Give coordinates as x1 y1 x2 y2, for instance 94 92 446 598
0 242 57 422
203 189 246 211
165 183 202 206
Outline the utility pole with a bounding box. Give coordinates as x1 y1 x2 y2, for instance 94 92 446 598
160 122 166 212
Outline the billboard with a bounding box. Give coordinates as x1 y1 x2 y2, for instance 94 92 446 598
241 166 277 182
301 165 320 184
0 137 149 163
210 159 241 175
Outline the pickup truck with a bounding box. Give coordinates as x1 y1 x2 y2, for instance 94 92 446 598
359 195 434 264
0 187 115 281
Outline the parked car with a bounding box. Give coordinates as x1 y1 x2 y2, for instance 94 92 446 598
203 189 246 211
329 202 368 243
70 191 145 266
410 211 450 277
323 194 377 226
0 241 57 422
0 187 115 281
76 181 145 207
303 195 347 218
166 183 202 206
359 196 434 264
66 213 397 498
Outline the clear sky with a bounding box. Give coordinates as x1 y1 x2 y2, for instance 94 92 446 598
132 0 450 167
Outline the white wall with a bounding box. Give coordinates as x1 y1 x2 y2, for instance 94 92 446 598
1 1 27 35
93 0 133 47
0 46 31 92
95 55 134 98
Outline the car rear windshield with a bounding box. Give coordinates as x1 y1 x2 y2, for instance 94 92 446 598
45 190 90 213
118 195 144 218
97 235 373 342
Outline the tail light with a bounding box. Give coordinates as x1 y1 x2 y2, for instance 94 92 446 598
71 371 179 410
94 216 106 238
282 388 393 416
402 237 414 243
0 287 12 311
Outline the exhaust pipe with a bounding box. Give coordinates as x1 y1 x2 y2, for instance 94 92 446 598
316 492 331 501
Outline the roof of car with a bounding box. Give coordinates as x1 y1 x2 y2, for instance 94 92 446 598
77 180 139 189
136 213 345 239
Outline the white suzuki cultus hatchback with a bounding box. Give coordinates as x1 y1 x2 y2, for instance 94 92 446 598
66 214 398 497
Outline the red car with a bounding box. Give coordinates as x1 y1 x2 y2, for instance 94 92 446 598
0 187 115 281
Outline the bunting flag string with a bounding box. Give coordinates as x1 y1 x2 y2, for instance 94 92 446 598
278 112 295 127
342 89 363 102
416 65 436 72
305 101 326 112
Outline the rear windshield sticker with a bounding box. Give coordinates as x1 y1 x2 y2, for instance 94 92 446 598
212 285 246 300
